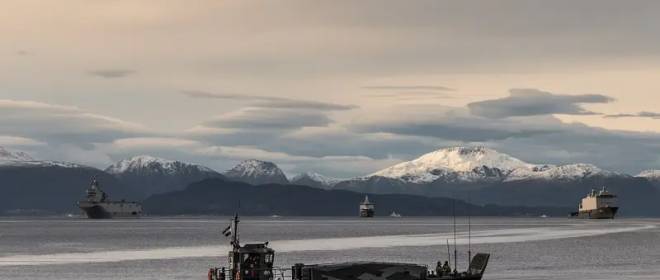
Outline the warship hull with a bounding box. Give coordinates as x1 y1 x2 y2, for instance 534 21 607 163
360 209 375 218
78 201 142 219
571 206 618 219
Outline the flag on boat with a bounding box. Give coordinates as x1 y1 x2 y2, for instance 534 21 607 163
222 225 231 237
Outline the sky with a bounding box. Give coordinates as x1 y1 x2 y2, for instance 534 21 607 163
3 0 660 177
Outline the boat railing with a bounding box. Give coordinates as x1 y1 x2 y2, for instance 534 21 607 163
208 266 293 280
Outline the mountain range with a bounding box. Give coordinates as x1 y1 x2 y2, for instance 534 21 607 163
143 178 571 217
105 155 224 196
2 146 660 216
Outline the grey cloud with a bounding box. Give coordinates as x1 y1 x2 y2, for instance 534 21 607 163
0 99 147 147
468 88 614 118
203 108 332 130
362 85 455 91
352 116 555 142
367 91 454 100
182 90 357 111
604 111 660 119
88 69 135 78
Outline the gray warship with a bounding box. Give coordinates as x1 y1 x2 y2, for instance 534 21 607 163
207 214 490 280
570 186 618 219
77 178 142 219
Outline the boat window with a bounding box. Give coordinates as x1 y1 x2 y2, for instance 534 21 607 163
265 253 274 264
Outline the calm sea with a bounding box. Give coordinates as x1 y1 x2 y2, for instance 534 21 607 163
1 217 659 279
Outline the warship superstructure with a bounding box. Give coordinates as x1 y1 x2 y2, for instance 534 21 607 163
208 214 490 280
77 178 142 219
359 195 375 217
570 186 618 219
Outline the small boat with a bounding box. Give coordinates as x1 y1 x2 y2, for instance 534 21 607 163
207 213 490 280
390 211 402 218
359 195 375 218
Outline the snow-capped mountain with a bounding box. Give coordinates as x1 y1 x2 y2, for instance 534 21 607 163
224 159 289 185
106 155 223 195
0 146 83 168
291 172 343 189
0 147 33 162
637 170 660 180
106 155 217 175
367 146 619 184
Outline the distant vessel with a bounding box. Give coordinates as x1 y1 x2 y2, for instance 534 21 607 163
390 211 402 217
77 178 142 219
359 195 375 217
570 187 618 219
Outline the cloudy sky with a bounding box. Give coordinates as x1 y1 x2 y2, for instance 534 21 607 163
3 0 660 177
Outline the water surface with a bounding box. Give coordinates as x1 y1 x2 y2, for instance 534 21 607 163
1 217 658 279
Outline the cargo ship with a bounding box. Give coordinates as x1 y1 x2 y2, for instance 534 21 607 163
208 214 490 280
359 195 375 217
77 178 142 219
570 186 618 219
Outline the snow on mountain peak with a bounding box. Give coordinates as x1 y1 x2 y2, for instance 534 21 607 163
370 146 617 184
0 146 85 168
637 170 660 180
412 146 533 172
106 155 215 175
226 159 284 177
291 172 343 187
370 146 533 182
225 159 289 185
0 146 34 162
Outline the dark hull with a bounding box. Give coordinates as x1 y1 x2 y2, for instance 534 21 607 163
571 207 618 219
291 254 489 280
360 209 375 217
79 205 113 219
78 204 142 219
430 275 483 280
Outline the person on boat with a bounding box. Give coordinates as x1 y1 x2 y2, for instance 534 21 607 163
435 261 443 276
442 261 451 275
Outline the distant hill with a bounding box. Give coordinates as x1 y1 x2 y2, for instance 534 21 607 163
106 155 224 196
143 178 571 216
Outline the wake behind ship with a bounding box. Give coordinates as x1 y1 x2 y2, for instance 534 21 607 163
77 178 142 219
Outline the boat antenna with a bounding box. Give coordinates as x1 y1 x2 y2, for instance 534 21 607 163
231 200 241 249
452 198 457 274
467 192 472 271
446 239 451 269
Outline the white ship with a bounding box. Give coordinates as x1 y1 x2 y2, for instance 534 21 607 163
359 195 375 217
77 178 142 219
570 186 618 219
